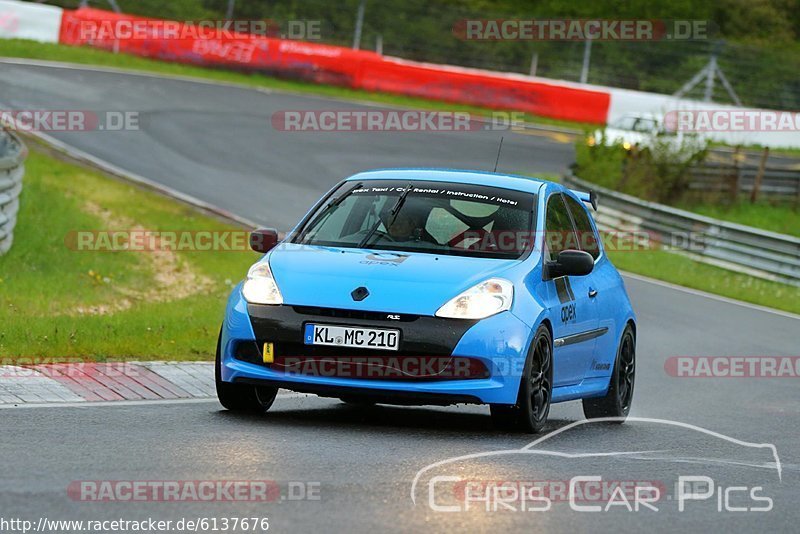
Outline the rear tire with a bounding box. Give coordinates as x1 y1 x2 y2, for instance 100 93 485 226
490 325 553 433
215 328 278 413
582 324 635 421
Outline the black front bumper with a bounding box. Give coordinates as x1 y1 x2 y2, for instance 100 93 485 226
246 304 476 354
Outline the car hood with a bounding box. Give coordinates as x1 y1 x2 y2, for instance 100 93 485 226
267 244 520 315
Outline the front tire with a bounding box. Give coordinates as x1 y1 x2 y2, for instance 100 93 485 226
215 329 278 413
491 325 553 433
582 324 635 421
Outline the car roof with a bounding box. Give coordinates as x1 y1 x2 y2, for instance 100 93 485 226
345 168 548 195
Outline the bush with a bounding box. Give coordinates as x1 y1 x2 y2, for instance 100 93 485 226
575 131 708 204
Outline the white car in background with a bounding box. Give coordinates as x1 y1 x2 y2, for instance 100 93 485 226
588 113 698 152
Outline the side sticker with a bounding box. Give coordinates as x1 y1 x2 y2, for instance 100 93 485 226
555 276 575 304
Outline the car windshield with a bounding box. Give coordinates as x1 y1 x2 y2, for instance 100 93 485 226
292 179 536 259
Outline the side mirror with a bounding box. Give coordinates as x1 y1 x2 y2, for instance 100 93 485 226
545 249 594 279
250 228 280 253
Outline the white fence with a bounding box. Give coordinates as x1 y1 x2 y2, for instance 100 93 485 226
0 129 26 255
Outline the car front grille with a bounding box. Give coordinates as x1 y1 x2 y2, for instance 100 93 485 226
291 306 418 322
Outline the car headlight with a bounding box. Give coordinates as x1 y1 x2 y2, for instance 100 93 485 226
241 261 283 305
435 278 513 320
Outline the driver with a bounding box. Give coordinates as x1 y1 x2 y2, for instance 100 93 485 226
386 211 419 241
382 205 435 243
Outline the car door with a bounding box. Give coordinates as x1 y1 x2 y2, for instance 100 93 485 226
543 193 600 387
563 194 613 379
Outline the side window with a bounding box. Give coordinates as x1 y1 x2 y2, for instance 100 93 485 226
632 118 657 132
544 194 578 261
564 196 600 260
610 116 636 130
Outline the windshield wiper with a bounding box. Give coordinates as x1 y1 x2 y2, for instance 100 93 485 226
296 182 362 243
358 183 414 248
387 182 414 226
331 182 363 208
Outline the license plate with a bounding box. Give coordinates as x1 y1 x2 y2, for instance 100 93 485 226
304 324 400 351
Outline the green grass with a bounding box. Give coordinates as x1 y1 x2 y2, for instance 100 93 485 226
0 147 255 360
608 249 800 315
0 39 594 132
673 200 800 238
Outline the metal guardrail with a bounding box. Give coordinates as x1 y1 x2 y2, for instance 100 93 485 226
707 146 800 170
689 162 800 201
563 174 800 287
0 129 26 255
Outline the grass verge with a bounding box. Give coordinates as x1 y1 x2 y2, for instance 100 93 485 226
0 145 255 360
0 39 594 132
673 200 800 238
608 249 800 315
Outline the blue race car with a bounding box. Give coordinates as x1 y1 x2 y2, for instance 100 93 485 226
216 169 636 432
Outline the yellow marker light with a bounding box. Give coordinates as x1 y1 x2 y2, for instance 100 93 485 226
262 342 274 364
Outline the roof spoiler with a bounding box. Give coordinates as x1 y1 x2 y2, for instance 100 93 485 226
571 189 598 211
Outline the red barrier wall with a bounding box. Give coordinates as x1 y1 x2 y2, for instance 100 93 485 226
358 57 609 124
59 8 610 124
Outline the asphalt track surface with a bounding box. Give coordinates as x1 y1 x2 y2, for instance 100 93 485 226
1 61 799 533
0 60 574 229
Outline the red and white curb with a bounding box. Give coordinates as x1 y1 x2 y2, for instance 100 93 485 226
0 362 216 405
